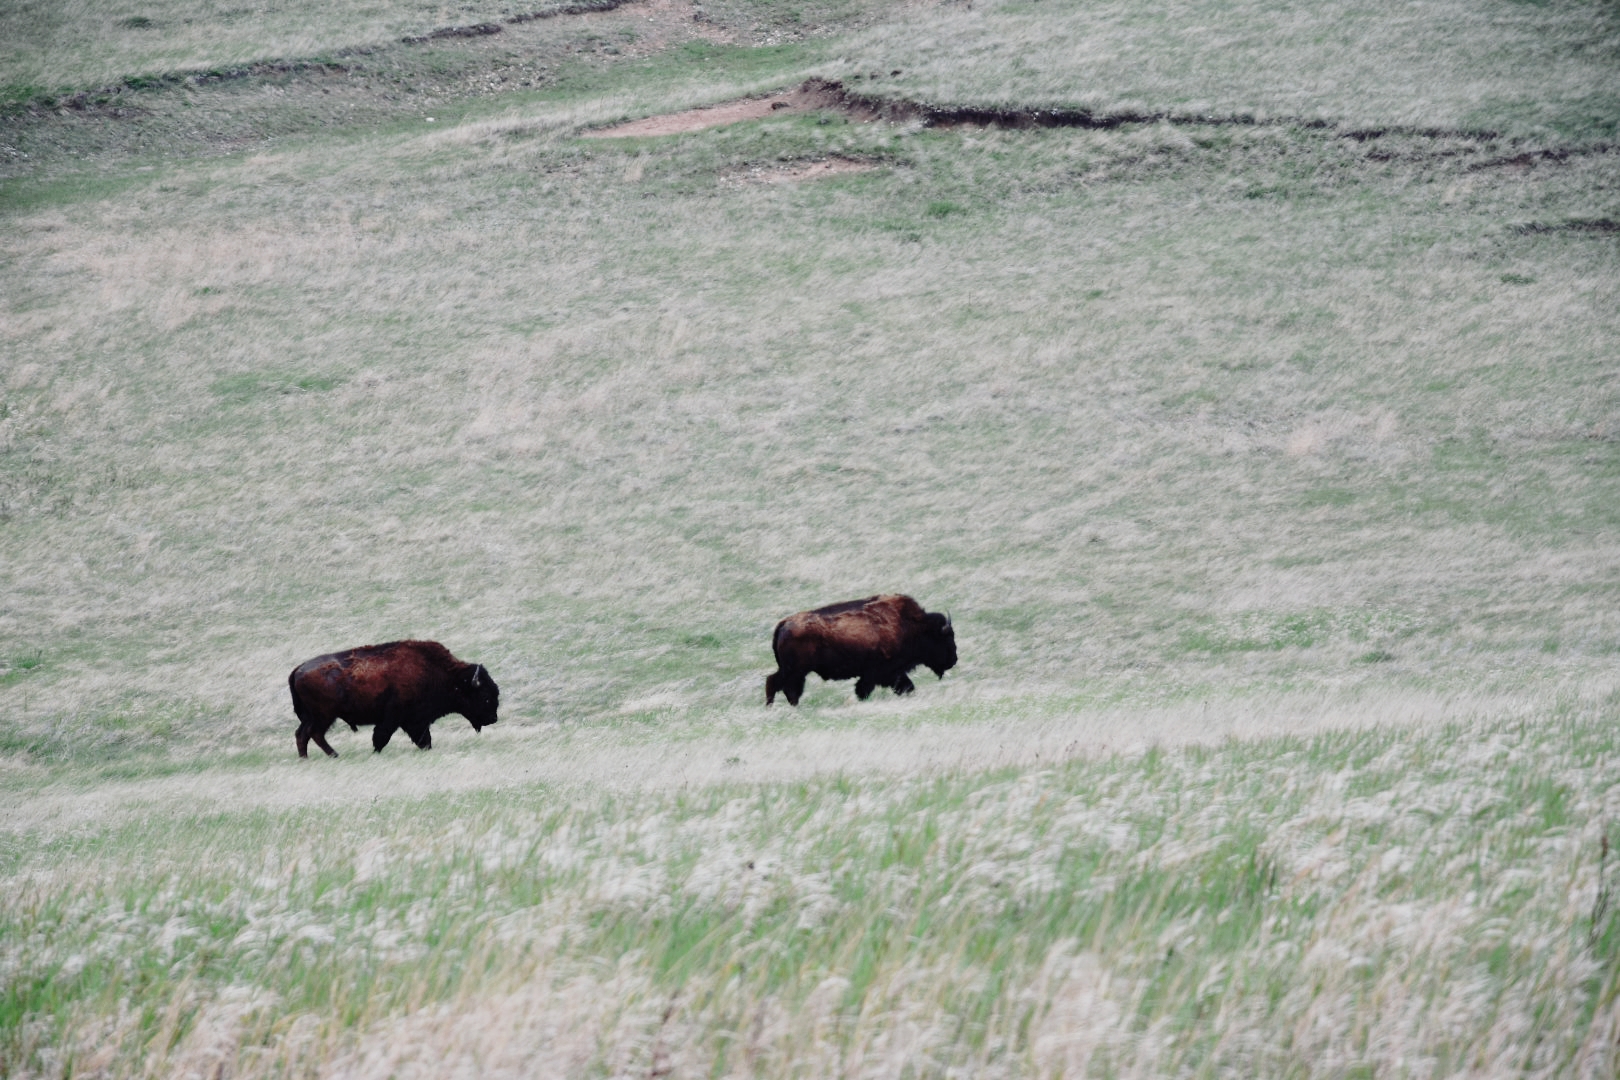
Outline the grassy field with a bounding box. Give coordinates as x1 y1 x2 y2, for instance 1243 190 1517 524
3 0 1619 1073
7 711 1620 1075
828 0 1620 142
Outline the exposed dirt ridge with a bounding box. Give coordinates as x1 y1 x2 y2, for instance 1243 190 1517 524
399 22 505 45
810 78 1615 149
402 0 631 41
587 77 1620 162
1511 217 1619 235
584 79 1620 174
4 0 638 111
506 0 633 25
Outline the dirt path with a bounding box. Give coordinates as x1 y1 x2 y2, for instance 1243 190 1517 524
583 80 876 137
0 689 1545 834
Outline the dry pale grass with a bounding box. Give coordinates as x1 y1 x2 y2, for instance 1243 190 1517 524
2 113 1617 768
3 28 1619 1077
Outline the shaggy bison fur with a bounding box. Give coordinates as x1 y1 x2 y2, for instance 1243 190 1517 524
765 594 956 706
288 640 498 758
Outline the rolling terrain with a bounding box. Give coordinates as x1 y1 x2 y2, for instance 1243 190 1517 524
2 0 1619 1073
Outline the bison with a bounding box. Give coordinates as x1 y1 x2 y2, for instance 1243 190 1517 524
288 640 498 758
765 594 956 706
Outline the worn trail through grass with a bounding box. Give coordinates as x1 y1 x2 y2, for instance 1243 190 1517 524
4 688 1553 836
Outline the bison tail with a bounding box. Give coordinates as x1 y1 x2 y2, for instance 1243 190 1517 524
288 671 309 720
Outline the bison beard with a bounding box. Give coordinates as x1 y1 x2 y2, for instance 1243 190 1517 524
288 640 499 758
765 594 957 706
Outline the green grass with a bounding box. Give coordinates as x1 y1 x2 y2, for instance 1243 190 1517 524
0 652 43 689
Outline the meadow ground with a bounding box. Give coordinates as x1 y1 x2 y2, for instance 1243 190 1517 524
2 0 1618 1073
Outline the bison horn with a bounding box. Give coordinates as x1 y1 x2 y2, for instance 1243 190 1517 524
944 612 952 631
470 664 483 688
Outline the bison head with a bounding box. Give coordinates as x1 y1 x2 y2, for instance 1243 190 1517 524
921 612 958 679
459 663 500 730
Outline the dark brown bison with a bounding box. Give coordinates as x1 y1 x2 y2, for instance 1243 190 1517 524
288 640 498 758
765 594 956 706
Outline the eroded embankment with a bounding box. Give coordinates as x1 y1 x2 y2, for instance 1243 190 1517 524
0 0 733 176
4 0 638 114
812 78 1592 145
591 76 1620 154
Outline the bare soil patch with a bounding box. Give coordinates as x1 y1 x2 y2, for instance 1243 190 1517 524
583 79 874 137
720 154 880 183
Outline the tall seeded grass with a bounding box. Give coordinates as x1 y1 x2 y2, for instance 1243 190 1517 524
5 709 1620 1076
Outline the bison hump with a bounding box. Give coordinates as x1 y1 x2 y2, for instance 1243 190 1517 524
807 595 887 619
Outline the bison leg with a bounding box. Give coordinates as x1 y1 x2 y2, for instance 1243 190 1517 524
372 722 397 753
767 672 808 706
292 696 337 757
406 725 432 750
854 676 875 701
309 725 339 758
893 673 916 696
